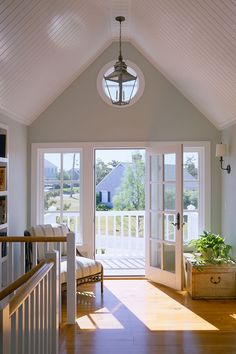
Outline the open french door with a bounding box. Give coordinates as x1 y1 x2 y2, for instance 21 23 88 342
145 144 183 290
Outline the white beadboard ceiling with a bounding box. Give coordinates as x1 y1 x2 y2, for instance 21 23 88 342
0 0 235 128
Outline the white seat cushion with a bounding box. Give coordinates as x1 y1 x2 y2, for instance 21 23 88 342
60 256 102 284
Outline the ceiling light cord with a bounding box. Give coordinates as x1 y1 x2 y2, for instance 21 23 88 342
119 18 122 61
116 16 125 62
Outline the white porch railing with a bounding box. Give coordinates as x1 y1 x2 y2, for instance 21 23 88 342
95 209 198 258
0 251 59 354
95 211 145 258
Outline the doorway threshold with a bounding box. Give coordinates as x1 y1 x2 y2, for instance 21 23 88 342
97 257 145 277
104 275 146 280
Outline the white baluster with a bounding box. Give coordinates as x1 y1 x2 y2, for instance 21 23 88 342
46 250 59 354
20 242 25 276
66 232 76 324
8 242 14 284
30 290 36 354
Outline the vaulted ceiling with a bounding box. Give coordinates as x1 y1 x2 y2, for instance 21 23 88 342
0 0 235 128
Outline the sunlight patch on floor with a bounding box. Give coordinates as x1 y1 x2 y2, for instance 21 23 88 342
76 307 124 329
105 280 218 331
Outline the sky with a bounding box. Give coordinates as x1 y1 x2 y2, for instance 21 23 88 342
95 149 145 163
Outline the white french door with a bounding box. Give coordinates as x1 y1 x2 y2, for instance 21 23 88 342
145 144 183 290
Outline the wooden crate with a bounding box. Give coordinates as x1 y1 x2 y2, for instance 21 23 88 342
186 260 236 299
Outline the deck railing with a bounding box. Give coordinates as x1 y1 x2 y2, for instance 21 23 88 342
95 210 145 258
95 209 198 258
0 252 59 354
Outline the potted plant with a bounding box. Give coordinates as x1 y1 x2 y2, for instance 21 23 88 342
188 231 234 267
186 231 236 299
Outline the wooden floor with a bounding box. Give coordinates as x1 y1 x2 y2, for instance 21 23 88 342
60 279 236 354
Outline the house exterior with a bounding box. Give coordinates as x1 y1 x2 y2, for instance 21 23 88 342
96 163 127 208
44 159 58 179
96 162 197 208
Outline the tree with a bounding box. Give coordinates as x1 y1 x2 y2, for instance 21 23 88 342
108 160 119 168
113 152 145 210
185 155 198 178
96 158 113 185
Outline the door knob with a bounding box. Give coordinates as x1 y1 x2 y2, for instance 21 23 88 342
171 212 180 230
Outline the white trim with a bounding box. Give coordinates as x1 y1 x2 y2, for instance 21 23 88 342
97 60 145 107
0 105 28 125
218 115 236 131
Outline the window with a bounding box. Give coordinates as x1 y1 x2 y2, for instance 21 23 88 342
100 190 111 203
40 150 81 243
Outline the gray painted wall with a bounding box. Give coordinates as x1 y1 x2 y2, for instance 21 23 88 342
221 123 236 258
29 42 221 232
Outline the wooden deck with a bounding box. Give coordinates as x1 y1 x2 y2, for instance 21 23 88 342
60 279 236 354
96 257 145 276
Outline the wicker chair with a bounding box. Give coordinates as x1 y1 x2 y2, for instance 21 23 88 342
24 224 103 293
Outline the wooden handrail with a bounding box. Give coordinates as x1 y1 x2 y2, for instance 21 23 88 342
9 260 54 315
0 236 67 242
0 260 47 301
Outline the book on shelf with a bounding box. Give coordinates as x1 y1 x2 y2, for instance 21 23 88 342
0 166 6 191
0 134 6 158
0 196 6 224
0 231 7 258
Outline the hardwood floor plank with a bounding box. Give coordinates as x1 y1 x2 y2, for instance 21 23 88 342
60 280 236 354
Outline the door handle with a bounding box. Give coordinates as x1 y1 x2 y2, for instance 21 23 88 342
171 212 180 230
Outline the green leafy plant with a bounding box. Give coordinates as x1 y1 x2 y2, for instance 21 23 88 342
188 231 234 267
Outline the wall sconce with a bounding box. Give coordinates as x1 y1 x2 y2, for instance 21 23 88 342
216 143 231 174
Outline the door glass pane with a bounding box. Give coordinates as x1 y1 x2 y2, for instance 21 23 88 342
184 152 199 180
151 155 162 182
184 182 199 210
164 213 176 241
44 153 60 180
163 243 175 273
164 153 176 181
164 184 176 210
150 241 161 268
150 183 162 210
150 212 162 239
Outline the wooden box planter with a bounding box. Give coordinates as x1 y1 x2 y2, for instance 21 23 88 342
186 259 236 299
